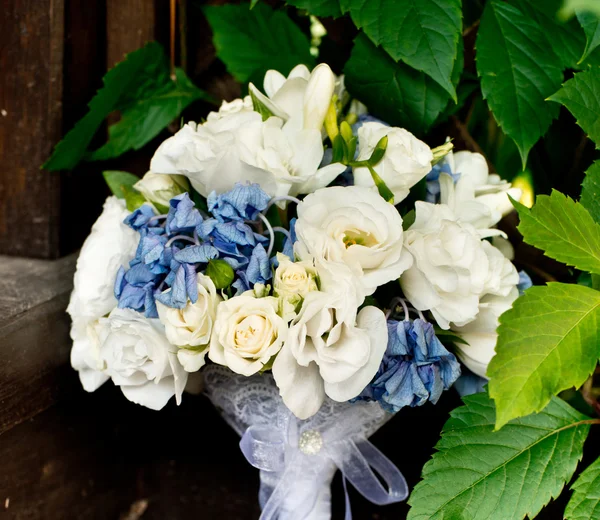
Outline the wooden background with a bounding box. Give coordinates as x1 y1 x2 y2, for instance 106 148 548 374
1 1 599 519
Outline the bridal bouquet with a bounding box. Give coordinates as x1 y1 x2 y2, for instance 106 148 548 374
66 62 528 518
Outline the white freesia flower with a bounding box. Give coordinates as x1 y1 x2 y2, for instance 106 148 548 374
209 294 288 376
439 151 522 229
451 288 519 378
250 63 336 132
150 110 345 200
99 308 188 410
294 185 412 296
67 196 139 392
400 202 491 329
273 253 319 319
272 260 388 419
156 273 222 372
134 171 189 211
354 123 433 203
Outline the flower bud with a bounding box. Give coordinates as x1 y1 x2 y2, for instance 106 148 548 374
134 172 189 213
206 259 235 290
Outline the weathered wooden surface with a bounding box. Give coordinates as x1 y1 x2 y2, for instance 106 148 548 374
0 0 64 258
0 254 77 435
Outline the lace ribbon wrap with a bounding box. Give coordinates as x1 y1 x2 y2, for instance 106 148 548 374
204 365 408 520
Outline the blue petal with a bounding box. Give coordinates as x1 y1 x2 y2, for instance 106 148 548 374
246 244 272 285
166 193 202 234
208 182 271 222
174 244 219 264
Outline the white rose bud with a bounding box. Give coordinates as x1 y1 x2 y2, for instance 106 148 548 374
209 294 288 376
273 253 318 318
134 171 189 212
354 123 433 203
100 308 188 410
156 273 222 373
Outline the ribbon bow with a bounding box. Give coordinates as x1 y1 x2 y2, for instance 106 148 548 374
239 409 408 520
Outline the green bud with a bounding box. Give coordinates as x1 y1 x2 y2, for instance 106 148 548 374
206 259 235 289
367 165 394 204
325 95 339 143
368 135 388 166
340 121 357 160
332 134 348 164
431 141 454 166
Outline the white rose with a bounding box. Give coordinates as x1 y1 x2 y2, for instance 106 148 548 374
273 253 319 319
209 294 288 376
156 273 222 372
99 308 188 410
134 171 189 211
272 260 387 419
67 196 139 392
354 123 433 203
150 115 345 200
482 241 520 297
451 288 519 378
294 185 412 296
206 96 253 122
400 202 491 329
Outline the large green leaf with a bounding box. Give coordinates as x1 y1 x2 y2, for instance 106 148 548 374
284 0 342 18
476 1 563 166
339 0 461 99
566 456 600 519
344 33 456 135
582 161 600 223
488 283 600 428
514 190 600 275
561 0 600 19
88 68 204 161
578 11 600 63
44 42 206 171
102 170 140 199
549 67 600 149
407 392 591 520
507 0 587 69
204 3 315 85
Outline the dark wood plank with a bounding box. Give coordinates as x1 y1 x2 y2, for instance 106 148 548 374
0 255 77 435
0 0 65 258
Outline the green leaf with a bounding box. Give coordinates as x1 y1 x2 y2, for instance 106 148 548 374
204 3 315 85
578 11 600 63
476 1 563 166
44 42 207 171
122 185 146 212
284 0 342 18
507 0 588 70
87 68 207 161
339 0 462 99
514 190 600 275
549 67 600 149
344 33 453 135
488 283 600 428
582 161 600 226
102 171 140 199
407 392 591 520
566 456 600 519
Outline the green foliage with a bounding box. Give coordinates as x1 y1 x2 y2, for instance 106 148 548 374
476 1 563 166
284 0 342 18
514 191 600 275
44 42 206 171
204 3 315 85
206 259 235 289
102 171 140 199
339 0 462 99
578 11 600 63
582 161 600 223
344 33 460 135
408 392 591 520
549 67 600 149
560 0 600 19
565 456 600 519
488 283 600 428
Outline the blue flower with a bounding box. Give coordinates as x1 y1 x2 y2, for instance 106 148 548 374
517 270 532 295
166 193 203 235
208 183 271 222
232 243 272 294
356 319 461 413
124 204 164 234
